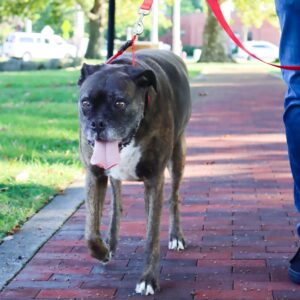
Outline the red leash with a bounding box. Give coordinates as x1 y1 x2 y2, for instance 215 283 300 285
140 0 153 11
207 0 300 71
106 35 137 65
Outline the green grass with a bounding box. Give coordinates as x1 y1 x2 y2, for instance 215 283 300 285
187 60 284 79
186 61 256 78
186 61 203 78
0 69 82 241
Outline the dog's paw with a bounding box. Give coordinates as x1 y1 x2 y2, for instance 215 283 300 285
101 251 113 265
135 281 155 296
135 274 159 296
87 238 111 263
168 238 185 251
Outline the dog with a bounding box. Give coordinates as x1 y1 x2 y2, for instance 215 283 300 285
77 49 191 295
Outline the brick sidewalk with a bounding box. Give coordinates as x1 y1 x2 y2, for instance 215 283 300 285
1 65 300 300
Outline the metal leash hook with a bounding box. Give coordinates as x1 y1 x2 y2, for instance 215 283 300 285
133 14 145 35
133 9 150 36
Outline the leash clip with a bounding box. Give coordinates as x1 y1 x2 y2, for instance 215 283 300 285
133 10 149 35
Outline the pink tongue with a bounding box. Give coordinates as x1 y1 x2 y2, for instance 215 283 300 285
90 140 120 170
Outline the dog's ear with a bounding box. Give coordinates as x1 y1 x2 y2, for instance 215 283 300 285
78 63 103 86
128 68 157 92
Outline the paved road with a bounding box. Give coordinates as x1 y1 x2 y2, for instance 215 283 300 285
1 65 300 299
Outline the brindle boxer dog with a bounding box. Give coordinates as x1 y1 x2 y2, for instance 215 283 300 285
77 49 191 295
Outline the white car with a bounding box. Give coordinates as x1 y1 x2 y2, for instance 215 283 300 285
234 40 279 63
3 32 77 61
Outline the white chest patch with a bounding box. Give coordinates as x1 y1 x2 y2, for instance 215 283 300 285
106 140 141 181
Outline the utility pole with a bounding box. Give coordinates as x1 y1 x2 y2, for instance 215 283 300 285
172 0 181 56
151 0 159 44
107 0 115 59
221 0 234 56
74 5 85 57
25 19 32 33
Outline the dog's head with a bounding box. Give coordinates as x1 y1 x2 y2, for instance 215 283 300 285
78 63 156 146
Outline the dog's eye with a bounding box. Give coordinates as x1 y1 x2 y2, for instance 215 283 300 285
82 99 91 109
114 101 126 110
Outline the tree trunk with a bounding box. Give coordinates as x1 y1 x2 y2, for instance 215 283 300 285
85 18 101 58
85 0 104 59
199 0 230 62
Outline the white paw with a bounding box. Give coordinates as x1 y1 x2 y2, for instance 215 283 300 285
168 239 185 251
135 281 155 295
100 252 112 265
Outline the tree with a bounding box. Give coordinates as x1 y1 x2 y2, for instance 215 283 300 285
200 0 229 62
199 0 278 62
234 0 278 28
77 0 106 58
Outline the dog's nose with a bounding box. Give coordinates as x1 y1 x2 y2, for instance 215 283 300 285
91 121 106 131
98 121 106 129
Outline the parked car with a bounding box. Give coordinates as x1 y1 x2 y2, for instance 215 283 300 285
234 40 279 63
3 32 77 61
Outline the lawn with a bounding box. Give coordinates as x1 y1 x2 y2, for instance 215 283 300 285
186 61 203 78
0 69 83 241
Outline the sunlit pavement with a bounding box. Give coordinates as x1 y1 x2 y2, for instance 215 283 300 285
1 65 300 299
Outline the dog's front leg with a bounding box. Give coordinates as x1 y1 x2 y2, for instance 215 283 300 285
85 171 110 263
107 178 122 256
135 174 164 296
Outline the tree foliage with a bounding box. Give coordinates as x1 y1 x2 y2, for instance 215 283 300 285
33 1 75 34
0 0 78 34
0 0 46 20
115 0 143 39
234 0 278 28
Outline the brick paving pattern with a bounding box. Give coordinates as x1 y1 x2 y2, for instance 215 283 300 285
1 66 300 299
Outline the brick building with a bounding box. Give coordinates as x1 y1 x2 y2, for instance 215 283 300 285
161 12 280 48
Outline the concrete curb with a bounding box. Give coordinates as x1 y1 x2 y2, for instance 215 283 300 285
0 177 85 290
